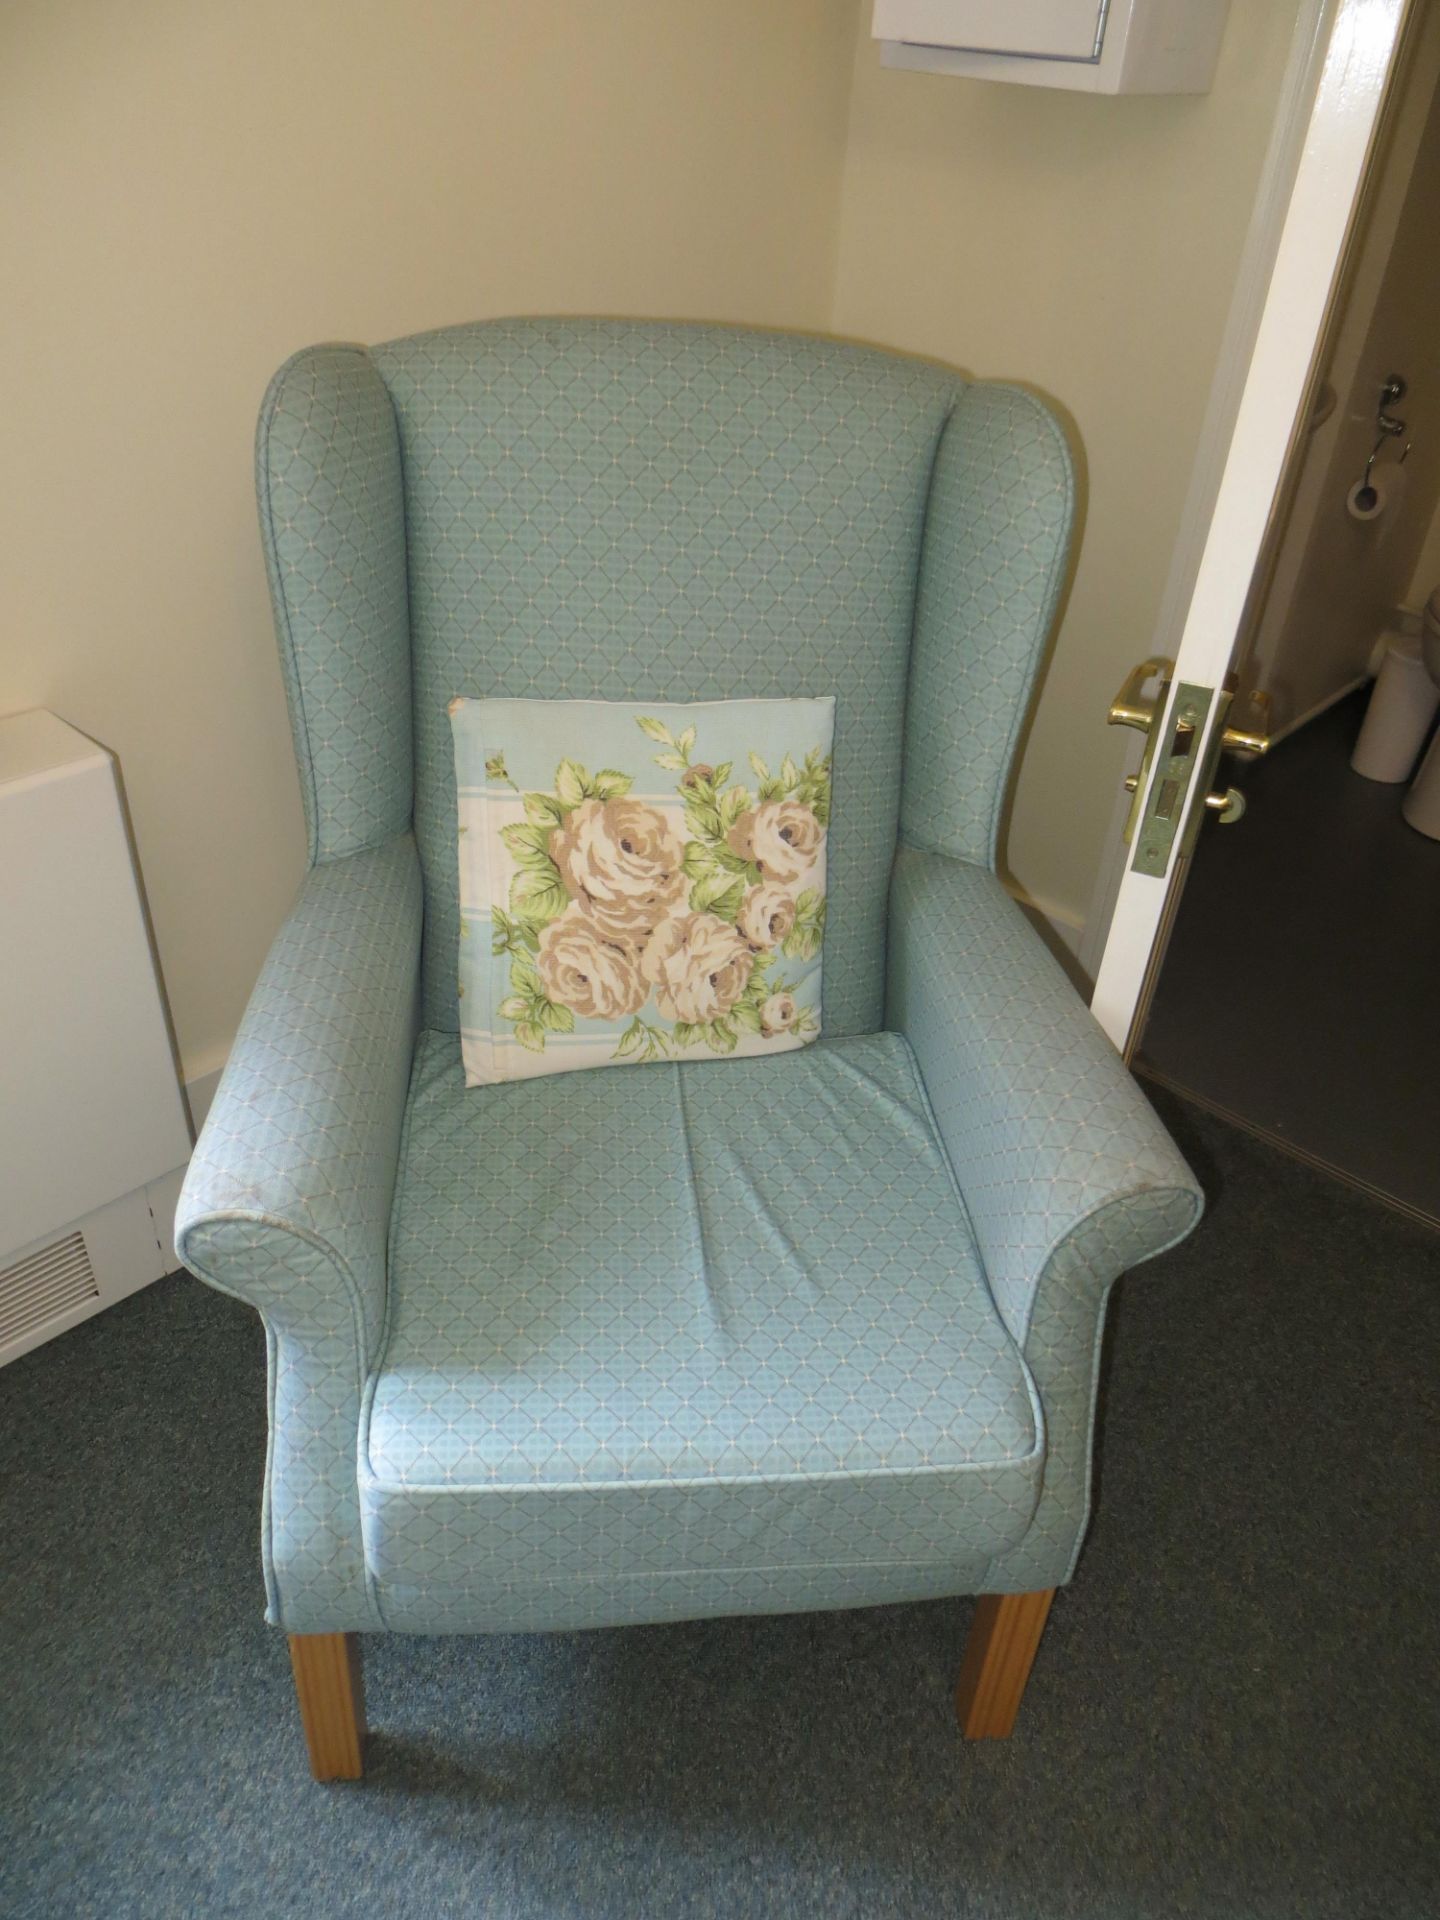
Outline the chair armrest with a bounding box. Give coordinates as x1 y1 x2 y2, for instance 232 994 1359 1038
888 846 1202 1590
887 845 1202 1348
176 832 421 1361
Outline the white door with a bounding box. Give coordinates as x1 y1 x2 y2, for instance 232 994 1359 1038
1088 0 1413 1053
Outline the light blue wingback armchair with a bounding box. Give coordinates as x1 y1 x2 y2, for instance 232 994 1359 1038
177 319 1202 1780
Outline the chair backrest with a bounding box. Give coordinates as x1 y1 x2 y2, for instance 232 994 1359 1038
259 320 969 1035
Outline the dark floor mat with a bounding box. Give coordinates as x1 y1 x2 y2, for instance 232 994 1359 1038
1140 688 1440 1225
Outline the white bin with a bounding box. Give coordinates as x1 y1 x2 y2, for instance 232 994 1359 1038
1351 633 1439 783
1402 591 1440 839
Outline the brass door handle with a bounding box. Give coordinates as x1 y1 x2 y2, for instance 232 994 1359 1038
1204 686 1269 825
1108 656 1174 734
1220 687 1272 758
1109 657 1175 848
1204 786 1246 823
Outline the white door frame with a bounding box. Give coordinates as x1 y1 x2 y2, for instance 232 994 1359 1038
1084 0 1414 1050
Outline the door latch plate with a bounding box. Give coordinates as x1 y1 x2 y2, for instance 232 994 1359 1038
1130 682 1216 878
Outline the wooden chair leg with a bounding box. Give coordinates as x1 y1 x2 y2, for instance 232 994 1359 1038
288 1632 365 1780
955 1590 1055 1739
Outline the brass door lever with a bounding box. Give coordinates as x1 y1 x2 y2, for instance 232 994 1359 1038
1219 687 1272 759
1107 657 1175 848
1107 657 1173 734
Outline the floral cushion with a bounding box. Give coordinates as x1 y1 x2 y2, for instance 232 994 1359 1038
448 696 835 1086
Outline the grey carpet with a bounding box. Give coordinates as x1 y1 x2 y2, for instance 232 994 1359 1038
2 1091 1437 1919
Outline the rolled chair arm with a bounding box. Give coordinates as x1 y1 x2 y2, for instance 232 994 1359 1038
887 844 1203 1588
177 831 421 1349
175 832 421 1629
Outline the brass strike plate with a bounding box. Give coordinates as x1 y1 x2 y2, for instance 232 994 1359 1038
1129 682 1215 878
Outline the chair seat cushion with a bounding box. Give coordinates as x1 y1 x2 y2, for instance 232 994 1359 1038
361 1029 1043 1630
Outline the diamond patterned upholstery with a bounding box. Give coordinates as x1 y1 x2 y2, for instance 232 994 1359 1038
886 848 1203 1588
177 833 420 1629
369 319 959 1037
362 1030 1041 1629
176 319 1204 1638
257 346 413 865
903 384 1076 866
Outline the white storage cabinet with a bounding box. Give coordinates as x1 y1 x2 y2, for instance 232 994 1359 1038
872 1 1232 94
1 709 192 1364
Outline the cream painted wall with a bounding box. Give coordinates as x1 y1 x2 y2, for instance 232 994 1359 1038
0 0 854 1084
4 0 1322 1080
829 2 1299 933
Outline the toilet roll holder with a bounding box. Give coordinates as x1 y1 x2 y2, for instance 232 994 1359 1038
1353 373 1410 513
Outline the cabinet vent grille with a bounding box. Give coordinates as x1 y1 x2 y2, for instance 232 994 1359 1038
0 1232 99 1349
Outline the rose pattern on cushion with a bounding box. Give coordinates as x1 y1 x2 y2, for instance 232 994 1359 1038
640 913 754 1025
726 798 825 886
536 906 648 1021
551 797 687 940
736 883 797 952
483 719 829 1061
760 992 798 1036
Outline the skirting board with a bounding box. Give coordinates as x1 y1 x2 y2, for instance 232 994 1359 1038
1013 889 1084 959
184 1062 225 1137
1265 673 1370 750
1005 881 1091 997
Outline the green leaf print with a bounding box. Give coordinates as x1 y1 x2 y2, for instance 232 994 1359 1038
500 821 557 871
591 769 634 800
510 868 569 926
523 791 567 827
554 759 589 808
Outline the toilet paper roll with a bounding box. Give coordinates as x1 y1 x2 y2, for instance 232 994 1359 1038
1347 474 1388 521
1346 464 1408 525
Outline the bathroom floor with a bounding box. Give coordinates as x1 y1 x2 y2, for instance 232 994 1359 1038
1137 686 1440 1227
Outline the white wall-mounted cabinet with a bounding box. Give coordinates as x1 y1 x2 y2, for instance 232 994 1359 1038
872 1 1232 95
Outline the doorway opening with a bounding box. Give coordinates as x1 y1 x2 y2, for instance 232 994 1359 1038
1133 13 1440 1229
